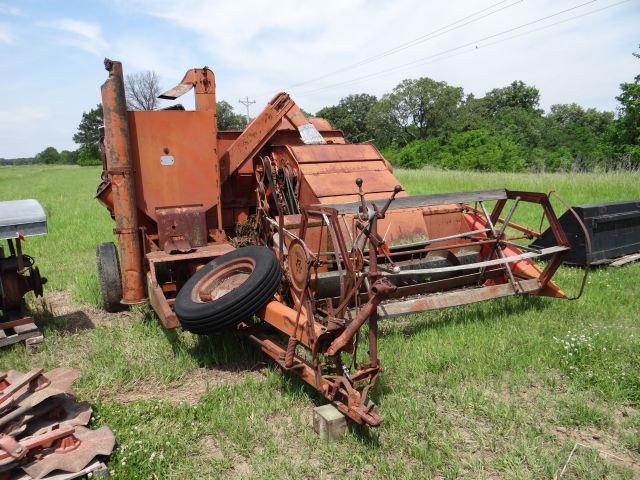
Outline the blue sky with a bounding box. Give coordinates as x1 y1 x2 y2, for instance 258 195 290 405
0 0 638 157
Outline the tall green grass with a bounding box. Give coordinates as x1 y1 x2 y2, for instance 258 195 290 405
396 167 640 205
0 165 113 305
0 165 638 479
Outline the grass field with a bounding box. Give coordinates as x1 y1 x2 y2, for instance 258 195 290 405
0 165 639 479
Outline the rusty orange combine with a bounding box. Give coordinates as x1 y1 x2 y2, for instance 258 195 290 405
96 59 574 426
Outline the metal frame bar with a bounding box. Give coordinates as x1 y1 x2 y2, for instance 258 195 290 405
386 245 567 275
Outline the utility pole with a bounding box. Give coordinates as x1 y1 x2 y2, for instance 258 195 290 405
238 96 256 126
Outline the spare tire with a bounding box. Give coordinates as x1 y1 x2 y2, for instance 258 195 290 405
174 246 281 334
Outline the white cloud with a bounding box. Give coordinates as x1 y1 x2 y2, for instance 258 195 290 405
48 18 108 56
0 22 13 44
0 106 48 125
116 0 639 113
111 36 193 80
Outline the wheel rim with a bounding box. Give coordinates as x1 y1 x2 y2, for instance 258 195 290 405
191 257 256 303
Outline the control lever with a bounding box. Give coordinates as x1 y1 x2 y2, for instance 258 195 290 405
355 178 367 220
352 180 403 273
379 185 403 218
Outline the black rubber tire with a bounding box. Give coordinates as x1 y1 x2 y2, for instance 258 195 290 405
175 246 281 334
96 242 125 313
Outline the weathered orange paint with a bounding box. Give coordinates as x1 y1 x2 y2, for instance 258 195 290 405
127 110 219 223
100 59 145 304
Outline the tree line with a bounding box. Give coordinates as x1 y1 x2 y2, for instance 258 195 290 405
317 47 639 172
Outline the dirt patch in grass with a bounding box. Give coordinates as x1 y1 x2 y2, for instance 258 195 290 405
553 425 640 476
39 290 130 333
112 367 264 405
199 435 225 461
230 456 251 478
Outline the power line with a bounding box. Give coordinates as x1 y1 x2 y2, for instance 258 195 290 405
297 0 631 97
288 0 525 89
472 1 631 55
301 0 631 95
294 0 607 97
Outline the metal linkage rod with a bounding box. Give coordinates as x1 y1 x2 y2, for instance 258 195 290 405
478 200 521 292
385 245 567 276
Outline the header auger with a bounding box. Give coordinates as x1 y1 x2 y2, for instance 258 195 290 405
96 59 577 426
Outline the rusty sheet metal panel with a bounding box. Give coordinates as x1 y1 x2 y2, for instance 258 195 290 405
344 207 469 250
422 207 470 249
128 111 219 223
303 170 400 200
322 208 429 249
294 160 388 175
314 192 403 205
379 208 431 246
156 205 207 252
287 143 383 163
287 144 402 203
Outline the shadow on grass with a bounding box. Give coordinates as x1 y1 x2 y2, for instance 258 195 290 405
157 316 397 444
31 299 96 335
162 327 263 373
159 323 385 441
380 294 549 337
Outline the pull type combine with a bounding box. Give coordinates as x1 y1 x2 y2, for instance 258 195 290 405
96 59 574 426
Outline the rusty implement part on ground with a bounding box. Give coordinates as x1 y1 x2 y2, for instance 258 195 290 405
0 369 114 479
19 427 115 480
0 369 79 415
96 60 582 427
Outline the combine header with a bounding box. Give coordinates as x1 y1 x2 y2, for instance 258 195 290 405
96 60 576 426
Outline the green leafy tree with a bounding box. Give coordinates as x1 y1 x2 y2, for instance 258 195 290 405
59 150 80 165
316 93 378 143
451 94 491 133
542 103 614 170
77 148 102 166
395 137 443 168
217 100 247 130
548 103 613 133
366 77 464 147
612 46 640 164
392 130 525 171
73 104 103 162
478 81 545 154
35 147 61 164
439 129 525 171
483 80 541 115
492 107 544 152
